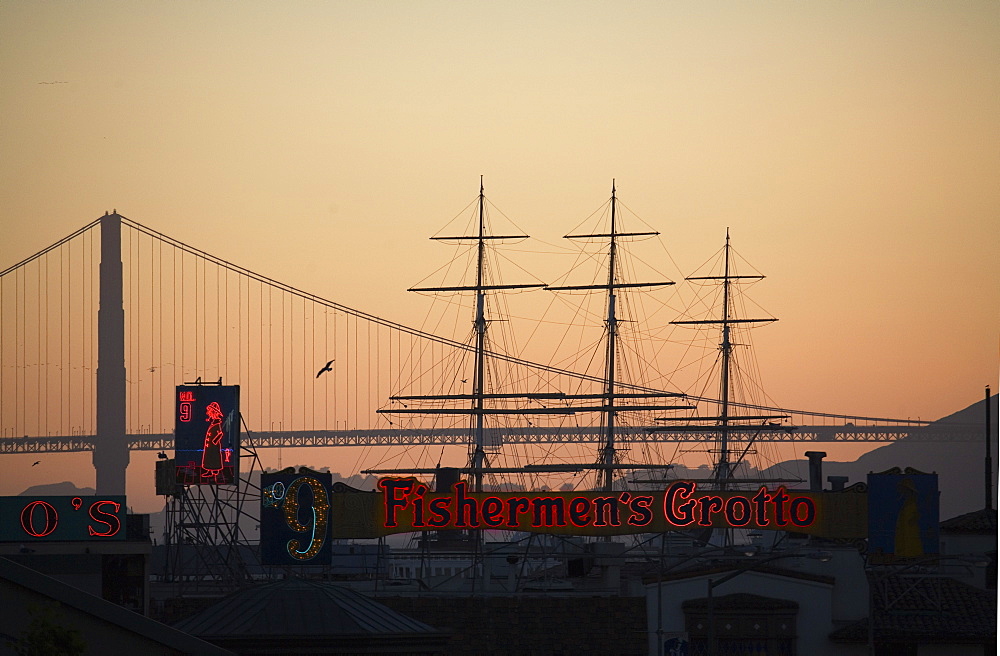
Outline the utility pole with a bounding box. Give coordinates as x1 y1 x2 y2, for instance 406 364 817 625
986 385 993 511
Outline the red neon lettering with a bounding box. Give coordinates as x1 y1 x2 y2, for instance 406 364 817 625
454 483 478 527
724 496 752 526
627 495 654 527
179 391 195 402
593 496 622 526
568 497 591 527
506 497 530 528
379 478 414 527
752 487 771 526
772 487 791 526
697 496 724 526
87 500 122 537
664 481 697 526
374 478 820 534
411 485 427 526
481 497 505 527
20 501 58 537
427 498 452 527
531 497 566 526
789 497 816 527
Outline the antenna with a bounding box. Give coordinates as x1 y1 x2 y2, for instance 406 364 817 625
987 385 993 511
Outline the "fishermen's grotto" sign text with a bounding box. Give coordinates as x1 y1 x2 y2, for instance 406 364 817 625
373 478 864 538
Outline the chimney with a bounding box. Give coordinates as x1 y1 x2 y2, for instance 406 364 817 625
804 451 827 492
435 466 461 493
827 476 849 492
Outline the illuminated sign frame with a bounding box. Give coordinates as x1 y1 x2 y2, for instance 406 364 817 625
260 471 333 565
867 471 939 563
0 496 126 542
256 474 935 544
174 385 240 485
281 477 867 540
374 478 831 536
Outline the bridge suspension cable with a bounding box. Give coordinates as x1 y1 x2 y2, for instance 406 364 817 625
2 215 933 454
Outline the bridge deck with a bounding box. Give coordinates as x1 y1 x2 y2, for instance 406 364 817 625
0 425 982 454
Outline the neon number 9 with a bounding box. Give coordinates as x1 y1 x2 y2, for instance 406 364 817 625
179 402 192 422
20 501 59 537
282 477 329 561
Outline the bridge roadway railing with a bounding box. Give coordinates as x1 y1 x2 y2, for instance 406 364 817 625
0 424 984 454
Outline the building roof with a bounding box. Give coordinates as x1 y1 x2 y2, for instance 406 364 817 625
174 578 447 640
940 508 998 535
642 561 835 587
830 573 997 644
0 556 234 656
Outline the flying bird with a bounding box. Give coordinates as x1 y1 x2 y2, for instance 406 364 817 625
315 359 335 378
32 461 40 466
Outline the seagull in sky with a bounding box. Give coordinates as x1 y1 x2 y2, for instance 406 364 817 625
316 359 335 378
32 461 40 466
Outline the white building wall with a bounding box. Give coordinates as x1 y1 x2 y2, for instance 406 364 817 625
939 532 996 589
780 546 869 624
646 570 861 656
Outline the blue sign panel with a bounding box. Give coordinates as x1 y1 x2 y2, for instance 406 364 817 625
174 385 240 485
0 496 126 542
867 471 939 562
260 471 333 566
663 636 689 656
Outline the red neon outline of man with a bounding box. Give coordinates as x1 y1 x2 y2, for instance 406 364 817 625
201 401 225 477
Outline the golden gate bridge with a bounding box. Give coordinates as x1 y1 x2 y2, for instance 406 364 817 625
0 214 974 494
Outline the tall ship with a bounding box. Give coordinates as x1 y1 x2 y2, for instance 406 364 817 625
365 180 796 585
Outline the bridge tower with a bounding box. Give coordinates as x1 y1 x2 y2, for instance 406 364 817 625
94 212 128 494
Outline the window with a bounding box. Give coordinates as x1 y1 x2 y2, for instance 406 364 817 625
682 593 798 656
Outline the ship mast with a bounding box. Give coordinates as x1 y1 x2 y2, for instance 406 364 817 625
602 182 620 492
718 229 734 483
670 229 779 488
374 180 693 493
547 181 688 492
472 178 488 491
377 178 545 492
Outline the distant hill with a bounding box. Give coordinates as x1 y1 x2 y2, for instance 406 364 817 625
761 394 999 521
18 481 96 497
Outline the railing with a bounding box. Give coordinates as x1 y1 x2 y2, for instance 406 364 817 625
0 424 984 454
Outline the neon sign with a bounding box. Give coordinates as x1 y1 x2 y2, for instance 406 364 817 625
322 477 865 540
259 476 867 544
174 385 240 485
867 471 939 563
1 496 126 542
260 471 333 565
377 479 820 534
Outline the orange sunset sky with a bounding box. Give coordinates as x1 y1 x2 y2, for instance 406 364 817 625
1 2 997 509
